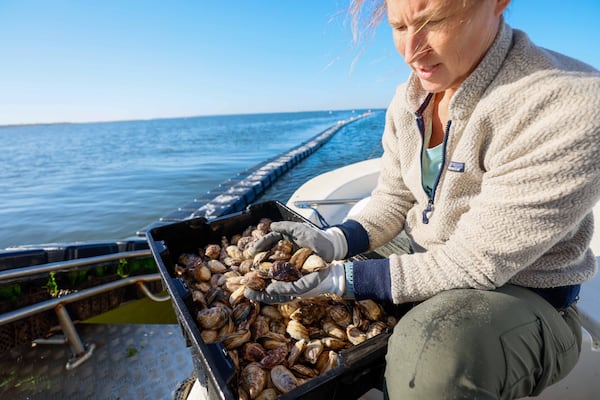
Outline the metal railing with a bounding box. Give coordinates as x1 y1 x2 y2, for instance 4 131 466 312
0 249 169 369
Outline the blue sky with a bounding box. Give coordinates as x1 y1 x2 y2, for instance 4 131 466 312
1 1 599 125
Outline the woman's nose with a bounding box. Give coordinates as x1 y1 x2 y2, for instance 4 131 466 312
402 28 428 63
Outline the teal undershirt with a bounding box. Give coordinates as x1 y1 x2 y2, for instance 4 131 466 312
422 119 443 197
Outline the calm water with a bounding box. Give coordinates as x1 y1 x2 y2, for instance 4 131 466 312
0 110 384 249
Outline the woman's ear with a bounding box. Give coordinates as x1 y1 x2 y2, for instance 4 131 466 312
494 0 511 17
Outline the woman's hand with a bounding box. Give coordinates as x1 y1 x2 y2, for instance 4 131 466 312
244 262 348 304
252 221 347 262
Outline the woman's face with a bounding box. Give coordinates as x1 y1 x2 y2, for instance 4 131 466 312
387 0 508 95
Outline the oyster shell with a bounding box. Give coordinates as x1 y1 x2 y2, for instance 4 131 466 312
346 324 367 346
206 259 228 274
286 320 309 341
226 245 244 262
255 388 278 400
290 302 326 326
249 315 270 340
358 299 384 321
192 264 212 282
260 344 289 369
221 329 251 350
300 254 328 273
270 261 302 282
260 305 283 320
200 329 218 344
240 362 268 399
278 299 302 319
366 321 388 339
327 304 352 328
197 306 229 330
241 271 267 291
241 342 267 363
270 365 299 394
322 319 347 341
287 338 306 366
304 339 324 364
290 364 319 378
289 247 313 270
204 244 221 259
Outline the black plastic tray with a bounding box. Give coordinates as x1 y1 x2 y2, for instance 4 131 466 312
147 201 389 399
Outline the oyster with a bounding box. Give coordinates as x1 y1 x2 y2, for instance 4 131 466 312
366 321 388 339
290 364 319 379
232 302 253 326
229 285 247 306
192 264 211 282
191 290 207 307
260 304 283 320
278 299 302 319
304 339 324 364
260 345 288 369
241 271 267 291
226 245 244 262
255 388 278 400
287 338 306 366
221 329 251 350
346 324 367 346
249 315 270 340
239 259 254 275
237 235 255 251
322 319 347 341
204 244 221 259
286 320 309 341
358 299 384 321
207 259 228 274
270 261 302 282
327 304 352 328
290 302 326 326
289 247 313 270
200 329 218 344
253 251 270 266
256 218 272 233
197 306 229 330
300 254 328 273
269 319 287 336
271 239 293 257
240 362 268 399
241 342 267 363
270 365 299 394
321 336 348 351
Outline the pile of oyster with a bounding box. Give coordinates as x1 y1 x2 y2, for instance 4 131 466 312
174 218 397 399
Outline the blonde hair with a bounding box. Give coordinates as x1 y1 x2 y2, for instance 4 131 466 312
348 0 480 46
348 0 387 46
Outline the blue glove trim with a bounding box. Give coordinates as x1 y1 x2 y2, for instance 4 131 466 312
352 258 393 302
336 219 369 257
343 262 355 298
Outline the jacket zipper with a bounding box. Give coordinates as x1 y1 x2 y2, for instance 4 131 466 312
414 94 452 224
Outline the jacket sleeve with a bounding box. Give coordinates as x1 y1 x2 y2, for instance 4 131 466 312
389 70 600 303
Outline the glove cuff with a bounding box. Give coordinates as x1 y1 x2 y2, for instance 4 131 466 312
329 262 347 297
323 227 348 260
343 262 354 298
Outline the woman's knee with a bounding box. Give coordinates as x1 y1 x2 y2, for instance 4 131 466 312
384 289 507 399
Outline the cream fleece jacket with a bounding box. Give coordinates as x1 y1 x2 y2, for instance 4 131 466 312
351 22 600 304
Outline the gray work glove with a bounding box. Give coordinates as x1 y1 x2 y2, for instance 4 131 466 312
253 221 347 262
244 262 348 304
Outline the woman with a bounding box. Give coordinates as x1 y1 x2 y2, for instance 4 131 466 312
245 0 600 398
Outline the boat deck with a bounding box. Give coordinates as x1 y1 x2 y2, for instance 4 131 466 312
0 323 195 400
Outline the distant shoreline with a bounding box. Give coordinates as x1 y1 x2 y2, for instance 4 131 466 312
0 108 385 129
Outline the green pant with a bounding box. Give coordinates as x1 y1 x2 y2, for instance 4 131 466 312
384 284 582 399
